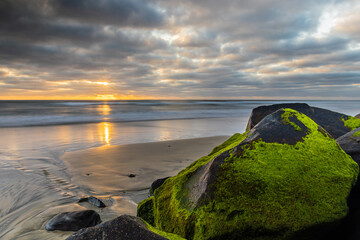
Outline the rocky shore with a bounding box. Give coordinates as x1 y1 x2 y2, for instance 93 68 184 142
47 103 360 240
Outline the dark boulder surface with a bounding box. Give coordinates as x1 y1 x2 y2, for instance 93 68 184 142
337 127 360 212
78 196 106 208
337 127 360 164
356 114 360 119
45 210 101 231
246 103 360 138
138 108 358 240
66 215 170 240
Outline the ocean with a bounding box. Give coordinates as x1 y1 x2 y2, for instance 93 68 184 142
0 100 359 239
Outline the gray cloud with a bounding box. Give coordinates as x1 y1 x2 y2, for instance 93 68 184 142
52 0 164 27
0 0 359 99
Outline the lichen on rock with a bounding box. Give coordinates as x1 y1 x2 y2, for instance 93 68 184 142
343 116 360 131
138 108 358 240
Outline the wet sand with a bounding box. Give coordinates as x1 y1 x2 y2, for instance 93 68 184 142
62 136 229 199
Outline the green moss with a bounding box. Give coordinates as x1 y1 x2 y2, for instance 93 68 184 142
342 116 360 130
145 221 186 240
148 109 359 240
138 196 155 226
281 109 302 131
353 131 360 137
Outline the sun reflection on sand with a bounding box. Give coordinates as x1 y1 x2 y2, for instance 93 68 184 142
98 122 112 145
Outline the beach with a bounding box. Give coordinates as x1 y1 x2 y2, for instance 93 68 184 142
0 134 228 240
0 100 359 239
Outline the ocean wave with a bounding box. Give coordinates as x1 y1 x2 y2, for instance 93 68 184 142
52 100 249 107
0 109 247 127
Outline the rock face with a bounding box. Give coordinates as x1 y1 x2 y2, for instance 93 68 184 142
337 127 360 163
78 196 106 208
138 109 358 240
246 103 360 138
337 127 360 213
356 114 360 119
66 215 169 240
45 210 101 231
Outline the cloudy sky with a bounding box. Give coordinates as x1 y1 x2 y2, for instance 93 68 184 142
0 0 359 100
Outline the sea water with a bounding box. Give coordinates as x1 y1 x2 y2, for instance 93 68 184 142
0 100 359 239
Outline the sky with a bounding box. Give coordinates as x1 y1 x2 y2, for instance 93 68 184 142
0 0 359 100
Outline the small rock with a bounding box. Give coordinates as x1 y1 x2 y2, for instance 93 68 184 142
45 210 101 231
66 215 168 240
128 174 136 178
78 196 106 208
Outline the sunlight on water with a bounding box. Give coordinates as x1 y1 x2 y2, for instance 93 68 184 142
98 104 111 116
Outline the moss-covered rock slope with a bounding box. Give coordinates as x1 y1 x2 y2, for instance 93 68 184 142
138 108 359 240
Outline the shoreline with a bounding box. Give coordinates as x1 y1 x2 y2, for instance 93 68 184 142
61 135 230 203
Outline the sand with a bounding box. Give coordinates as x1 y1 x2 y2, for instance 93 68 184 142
62 135 229 203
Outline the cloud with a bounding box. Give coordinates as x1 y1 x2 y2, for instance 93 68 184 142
52 0 165 27
0 0 359 99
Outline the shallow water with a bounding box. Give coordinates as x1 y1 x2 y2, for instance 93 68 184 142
0 100 359 239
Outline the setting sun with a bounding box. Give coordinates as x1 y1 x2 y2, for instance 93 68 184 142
96 94 116 100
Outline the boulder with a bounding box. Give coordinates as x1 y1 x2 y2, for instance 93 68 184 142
78 196 106 208
246 103 360 138
139 109 358 240
66 215 172 240
356 114 360 119
337 127 360 212
45 210 101 231
337 127 360 164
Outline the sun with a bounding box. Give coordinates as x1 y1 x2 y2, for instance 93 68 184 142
96 94 116 100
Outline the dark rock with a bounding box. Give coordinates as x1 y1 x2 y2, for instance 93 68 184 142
78 196 106 208
128 174 136 178
140 109 358 240
45 210 101 231
337 127 360 212
337 127 360 163
66 215 168 240
246 103 310 130
149 177 170 196
246 103 356 138
356 114 360 119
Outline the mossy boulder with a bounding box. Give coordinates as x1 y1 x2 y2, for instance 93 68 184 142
138 108 358 240
246 103 360 138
